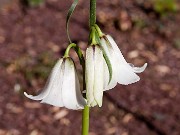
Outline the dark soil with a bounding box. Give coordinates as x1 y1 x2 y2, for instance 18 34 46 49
0 0 180 135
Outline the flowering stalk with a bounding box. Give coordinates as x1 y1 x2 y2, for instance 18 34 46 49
64 43 76 57
90 0 96 27
82 0 96 135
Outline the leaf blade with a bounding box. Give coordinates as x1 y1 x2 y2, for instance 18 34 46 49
66 0 79 43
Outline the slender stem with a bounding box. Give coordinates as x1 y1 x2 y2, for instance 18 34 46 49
82 106 90 135
90 0 96 27
81 52 89 135
90 27 98 45
64 43 76 57
82 1 96 135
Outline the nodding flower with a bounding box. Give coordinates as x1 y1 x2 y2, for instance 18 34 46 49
24 57 86 110
85 45 104 107
100 34 147 88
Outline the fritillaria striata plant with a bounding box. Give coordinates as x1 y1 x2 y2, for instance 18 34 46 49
24 0 147 135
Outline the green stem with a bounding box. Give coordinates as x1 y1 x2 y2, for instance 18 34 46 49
64 43 85 68
90 27 98 45
81 50 89 135
82 106 90 135
82 1 96 135
94 24 104 37
90 0 96 27
64 43 76 57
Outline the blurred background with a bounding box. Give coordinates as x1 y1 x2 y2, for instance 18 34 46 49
0 0 180 135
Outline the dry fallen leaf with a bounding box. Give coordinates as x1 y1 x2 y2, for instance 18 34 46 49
160 84 172 91
54 109 68 120
107 127 117 134
47 42 60 53
122 114 133 124
89 132 97 135
24 102 42 109
141 51 158 62
121 132 129 135
128 50 139 59
0 129 7 135
60 118 70 126
155 65 170 75
6 103 23 113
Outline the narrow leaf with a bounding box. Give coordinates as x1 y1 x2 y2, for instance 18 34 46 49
66 0 78 43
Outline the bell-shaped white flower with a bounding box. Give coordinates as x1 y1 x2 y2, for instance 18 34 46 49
85 45 104 107
101 35 147 87
24 57 86 110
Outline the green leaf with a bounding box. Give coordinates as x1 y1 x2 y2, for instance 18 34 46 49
28 0 44 7
66 0 79 43
102 48 113 84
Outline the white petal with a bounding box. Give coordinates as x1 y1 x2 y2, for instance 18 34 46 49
75 71 87 107
90 100 98 107
101 38 117 91
116 64 140 85
106 35 127 64
106 35 141 85
85 46 95 106
94 46 104 107
41 59 64 107
103 60 117 90
62 58 86 110
103 59 110 89
24 59 63 101
129 63 147 73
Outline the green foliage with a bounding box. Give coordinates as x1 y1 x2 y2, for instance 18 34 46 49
133 18 147 29
28 0 44 7
174 38 180 49
153 0 178 15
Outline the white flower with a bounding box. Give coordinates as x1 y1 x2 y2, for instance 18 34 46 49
101 35 147 88
24 58 86 110
85 46 104 107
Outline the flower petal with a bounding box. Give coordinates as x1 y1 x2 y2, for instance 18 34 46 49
90 100 98 107
40 59 64 107
75 70 87 107
116 64 140 85
106 35 142 85
62 58 86 110
129 63 147 73
94 46 104 107
85 46 95 106
101 38 117 91
106 35 127 64
24 59 63 101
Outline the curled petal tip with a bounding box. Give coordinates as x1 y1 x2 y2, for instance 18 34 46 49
24 92 34 99
132 63 148 73
24 92 29 97
24 92 27 96
116 63 141 85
